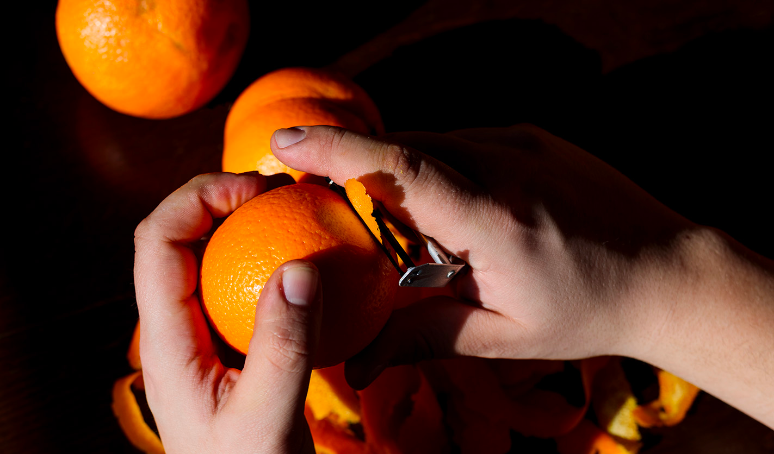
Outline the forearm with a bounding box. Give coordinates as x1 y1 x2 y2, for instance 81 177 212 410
628 227 774 427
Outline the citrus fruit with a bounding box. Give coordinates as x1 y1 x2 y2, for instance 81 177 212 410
200 183 397 368
222 67 384 182
56 0 250 119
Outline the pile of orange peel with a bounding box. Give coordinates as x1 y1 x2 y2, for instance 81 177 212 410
114 299 700 454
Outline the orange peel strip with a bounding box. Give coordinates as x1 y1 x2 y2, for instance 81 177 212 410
345 178 380 239
555 419 635 454
305 404 369 454
127 320 142 370
592 358 641 441
358 365 421 452
112 371 164 454
307 363 361 426
396 369 449 454
501 357 607 438
633 369 700 427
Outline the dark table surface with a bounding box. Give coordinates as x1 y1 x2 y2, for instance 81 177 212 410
4 1 774 452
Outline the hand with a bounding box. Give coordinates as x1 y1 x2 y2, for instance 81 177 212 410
133 172 321 454
271 124 689 371
270 125 774 429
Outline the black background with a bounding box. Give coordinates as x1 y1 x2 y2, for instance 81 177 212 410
3 0 773 452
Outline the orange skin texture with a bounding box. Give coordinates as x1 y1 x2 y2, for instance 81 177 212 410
200 183 398 368
56 0 249 119
223 67 384 180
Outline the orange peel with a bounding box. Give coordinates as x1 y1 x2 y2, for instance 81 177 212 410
345 178 380 240
358 365 449 454
112 371 164 454
305 404 369 454
307 363 361 426
555 419 635 454
633 369 700 427
127 320 142 370
592 358 641 441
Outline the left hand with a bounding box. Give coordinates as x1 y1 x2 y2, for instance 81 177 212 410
133 172 321 454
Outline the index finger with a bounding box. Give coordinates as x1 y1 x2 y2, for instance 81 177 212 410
270 126 489 256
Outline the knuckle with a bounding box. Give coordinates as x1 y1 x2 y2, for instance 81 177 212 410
264 323 311 374
384 143 423 188
509 123 549 153
186 172 217 187
321 126 351 157
134 217 152 247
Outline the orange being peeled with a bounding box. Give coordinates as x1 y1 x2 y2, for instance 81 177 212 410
56 0 250 119
222 67 384 182
200 183 397 368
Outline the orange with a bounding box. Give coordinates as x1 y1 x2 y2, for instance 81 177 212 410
200 183 397 368
56 0 249 119
222 67 384 182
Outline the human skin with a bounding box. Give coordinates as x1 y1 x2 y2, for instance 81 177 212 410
134 172 319 454
271 124 774 429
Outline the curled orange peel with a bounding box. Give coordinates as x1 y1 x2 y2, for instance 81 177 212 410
308 363 362 426
432 357 608 441
345 178 380 240
633 369 700 427
305 404 369 454
358 365 422 452
112 371 164 454
395 371 448 454
555 419 635 454
344 177 415 272
127 320 141 370
503 357 608 438
592 358 641 441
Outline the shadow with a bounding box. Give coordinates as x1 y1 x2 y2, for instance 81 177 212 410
302 243 399 368
208 0 426 106
355 18 773 260
356 17 602 133
587 27 774 260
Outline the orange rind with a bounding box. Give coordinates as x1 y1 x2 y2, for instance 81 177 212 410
592 358 641 441
633 369 700 427
127 321 142 371
112 371 164 454
555 419 636 454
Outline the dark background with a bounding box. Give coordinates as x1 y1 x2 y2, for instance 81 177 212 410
3 0 773 452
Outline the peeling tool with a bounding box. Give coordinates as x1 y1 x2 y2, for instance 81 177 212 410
328 179 467 287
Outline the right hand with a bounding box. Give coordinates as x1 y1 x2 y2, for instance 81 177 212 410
269 125 695 385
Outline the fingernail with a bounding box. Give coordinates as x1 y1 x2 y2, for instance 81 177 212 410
274 127 306 148
282 265 318 306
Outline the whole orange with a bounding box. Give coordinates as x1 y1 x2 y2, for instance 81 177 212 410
56 0 249 119
222 67 384 182
200 183 398 368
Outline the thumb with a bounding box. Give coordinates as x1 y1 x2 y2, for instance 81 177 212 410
225 260 322 423
344 296 519 390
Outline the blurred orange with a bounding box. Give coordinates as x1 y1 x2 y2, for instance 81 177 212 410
56 0 249 118
223 67 383 182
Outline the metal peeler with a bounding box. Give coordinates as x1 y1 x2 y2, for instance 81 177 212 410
328 179 467 287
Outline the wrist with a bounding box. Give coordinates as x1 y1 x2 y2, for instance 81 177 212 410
622 225 774 426
621 226 722 361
